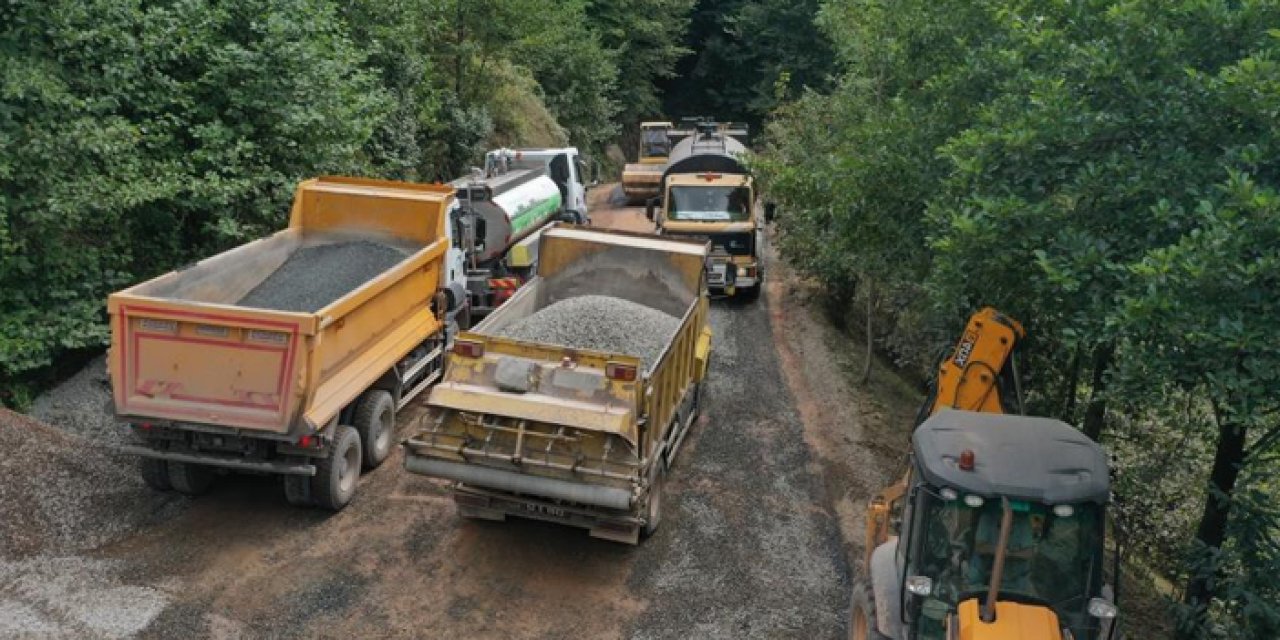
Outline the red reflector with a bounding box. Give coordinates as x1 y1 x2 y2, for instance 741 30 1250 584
139 422 153 431
298 435 315 448
454 340 485 358
606 362 638 382
959 449 976 471
701 172 721 181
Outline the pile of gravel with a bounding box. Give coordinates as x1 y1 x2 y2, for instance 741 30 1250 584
0 408 183 558
493 295 680 368
29 355 129 447
238 240 409 312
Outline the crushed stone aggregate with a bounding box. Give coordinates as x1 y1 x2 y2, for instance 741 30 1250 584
492 295 680 368
238 240 409 312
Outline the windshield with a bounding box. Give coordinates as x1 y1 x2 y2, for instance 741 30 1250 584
912 490 1102 637
668 186 752 222
641 129 670 158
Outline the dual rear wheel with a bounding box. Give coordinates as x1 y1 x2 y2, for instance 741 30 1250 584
137 388 393 512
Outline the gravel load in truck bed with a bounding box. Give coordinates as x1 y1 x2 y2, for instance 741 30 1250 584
492 295 681 368
238 240 410 312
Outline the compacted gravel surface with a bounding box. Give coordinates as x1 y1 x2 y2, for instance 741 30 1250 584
238 240 409 312
493 295 680 368
3 188 911 639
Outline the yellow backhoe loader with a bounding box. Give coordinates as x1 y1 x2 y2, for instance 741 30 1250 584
851 308 1120 640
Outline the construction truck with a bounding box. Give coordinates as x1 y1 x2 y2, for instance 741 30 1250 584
851 308 1120 640
645 119 772 299
109 177 453 510
441 147 592 327
404 225 713 544
621 121 674 203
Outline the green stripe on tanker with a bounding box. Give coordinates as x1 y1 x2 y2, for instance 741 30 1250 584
509 192 563 235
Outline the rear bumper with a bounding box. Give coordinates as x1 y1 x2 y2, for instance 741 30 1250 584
452 484 643 545
404 455 635 510
122 445 316 476
707 262 760 290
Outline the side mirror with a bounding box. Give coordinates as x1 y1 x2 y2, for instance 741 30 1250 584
645 198 657 221
764 202 777 222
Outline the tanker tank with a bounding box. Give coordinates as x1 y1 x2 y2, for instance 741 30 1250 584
660 123 749 193
451 168 563 265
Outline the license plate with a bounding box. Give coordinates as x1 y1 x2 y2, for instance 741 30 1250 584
524 502 567 518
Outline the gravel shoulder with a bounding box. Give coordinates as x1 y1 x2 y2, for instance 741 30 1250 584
3 186 922 638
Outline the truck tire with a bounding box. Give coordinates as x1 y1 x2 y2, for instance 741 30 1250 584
167 461 214 496
283 473 312 507
138 457 172 491
354 390 395 469
740 284 761 302
312 425 362 511
849 579 890 640
641 467 665 538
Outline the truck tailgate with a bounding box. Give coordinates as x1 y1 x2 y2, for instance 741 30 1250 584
110 301 314 434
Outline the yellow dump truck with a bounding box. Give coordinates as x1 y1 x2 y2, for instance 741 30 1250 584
109 177 453 510
620 121 674 203
644 120 772 299
404 226 712 543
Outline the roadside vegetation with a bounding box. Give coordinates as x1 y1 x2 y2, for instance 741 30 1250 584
754 1 1280 637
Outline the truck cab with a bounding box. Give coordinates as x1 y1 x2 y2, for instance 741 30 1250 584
650 172 764 297
645 120 766 299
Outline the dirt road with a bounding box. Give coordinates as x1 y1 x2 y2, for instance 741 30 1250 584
3 184 917 639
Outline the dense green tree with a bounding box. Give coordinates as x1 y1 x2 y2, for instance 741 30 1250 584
661 0 833 126
1117 172 1280 638
0 0 385 398
430 0 619 154
758 0 1280 634
588 0 694 141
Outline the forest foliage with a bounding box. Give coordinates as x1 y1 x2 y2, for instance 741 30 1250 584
756 0 1280 636
0 0 689 403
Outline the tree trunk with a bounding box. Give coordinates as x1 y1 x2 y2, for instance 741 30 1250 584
860 277 873 384
1081 343 1113 441
454 1 465 98
1059 346 1082 419
1179 410 1248 639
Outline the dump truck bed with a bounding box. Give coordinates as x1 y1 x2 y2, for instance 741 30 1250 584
405 226 712 542
109 178 452 438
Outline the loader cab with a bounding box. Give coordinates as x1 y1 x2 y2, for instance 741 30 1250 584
897 411 1116 640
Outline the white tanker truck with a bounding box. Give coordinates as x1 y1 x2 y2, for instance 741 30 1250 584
441 147 592 327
